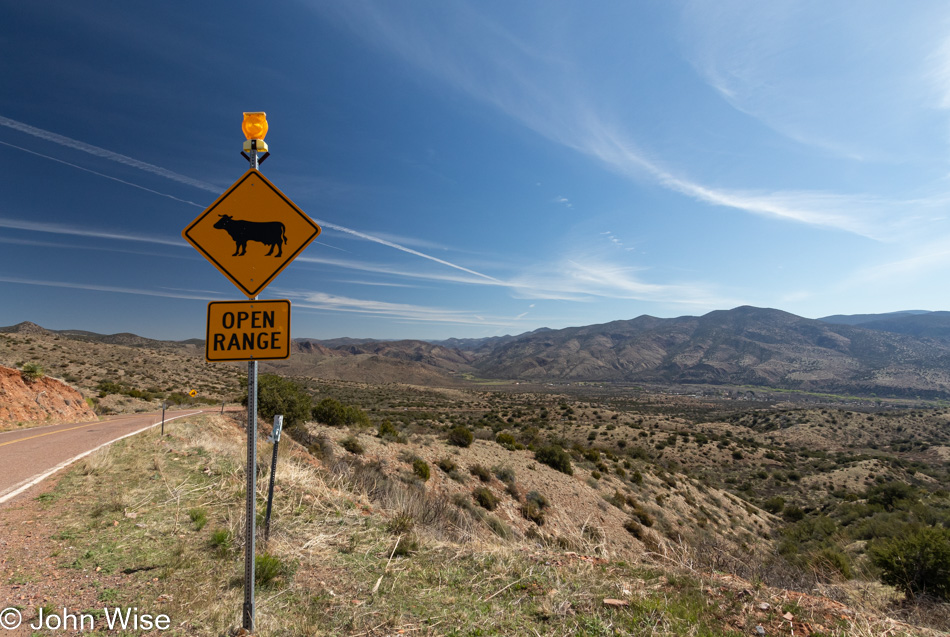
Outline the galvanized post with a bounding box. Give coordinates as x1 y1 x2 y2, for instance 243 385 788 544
263 414 283 545
242 148 260 633
161 401 166 436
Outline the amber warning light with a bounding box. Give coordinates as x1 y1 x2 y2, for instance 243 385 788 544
242 112 268 153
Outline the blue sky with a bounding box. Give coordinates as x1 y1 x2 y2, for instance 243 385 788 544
2 1 949 341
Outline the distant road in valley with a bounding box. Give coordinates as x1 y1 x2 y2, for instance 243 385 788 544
0 410 204 504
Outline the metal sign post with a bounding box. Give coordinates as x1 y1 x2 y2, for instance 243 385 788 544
182 113 318 633
242 145 261 633
161 401 166 436
263 414 283 545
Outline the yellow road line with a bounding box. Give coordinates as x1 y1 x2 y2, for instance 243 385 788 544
0 421 104 448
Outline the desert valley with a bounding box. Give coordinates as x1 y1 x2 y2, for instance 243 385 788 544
0 306 948 636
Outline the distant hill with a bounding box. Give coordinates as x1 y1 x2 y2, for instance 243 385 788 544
0 321 197 349
11 306 950 398
819 310 950 341
469 306 950 397
818 310 932 326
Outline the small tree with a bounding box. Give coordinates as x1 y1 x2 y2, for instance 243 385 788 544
869 527 950 600
253 374 312 429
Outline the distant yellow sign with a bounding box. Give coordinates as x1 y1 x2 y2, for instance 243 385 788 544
182 170 320 298
206 299 291 362
189 389 197 397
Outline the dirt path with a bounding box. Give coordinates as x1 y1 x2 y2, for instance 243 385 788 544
0 410 203 504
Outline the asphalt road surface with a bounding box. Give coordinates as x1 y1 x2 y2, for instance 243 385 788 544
0 410 203 504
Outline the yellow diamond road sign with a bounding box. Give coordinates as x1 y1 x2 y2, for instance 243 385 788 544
183 169 320 298
206 299 291 362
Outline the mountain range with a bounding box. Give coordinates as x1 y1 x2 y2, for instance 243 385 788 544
6 306 950 398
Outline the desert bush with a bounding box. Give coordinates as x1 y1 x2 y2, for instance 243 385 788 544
254 374 312 429
521 501 545 526
313 397 370 428
496 431 517 449
20 362 44 382
387 511 415 535
448 426 474 447
412 458 430 481
486 515 512 539
470 464 492 482
607 490 626 510
437 457 457 473
492 465 516 484
473 487 499 511
340 435 364 455
866 481 917 511
763 496 785 515
811 547 853 581
869 526 950 600
624 518 645 540
535 444 573 475
378 420 401 440
526 491 550 510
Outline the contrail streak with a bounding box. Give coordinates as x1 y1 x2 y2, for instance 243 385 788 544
0 141 205 207
0 114 499 282
0 115 219 193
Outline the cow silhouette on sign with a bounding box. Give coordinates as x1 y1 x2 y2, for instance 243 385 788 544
213 214 286 257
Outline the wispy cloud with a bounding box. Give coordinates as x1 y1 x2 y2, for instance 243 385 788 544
0 216 183 247
0 275 222 300
288 290 515 326
315 1 918 240
553 196 572 208
0 141 206 207
0 115 221 193
0 113 502 283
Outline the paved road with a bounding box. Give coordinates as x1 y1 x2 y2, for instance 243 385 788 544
0 410 203 504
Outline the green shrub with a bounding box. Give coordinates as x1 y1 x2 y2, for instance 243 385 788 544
412 458 430 481
20 362 44 382
496 432 517 449
521 501 545 526
470 464 492 482
492 465 516 484
763 496 785 515
254 374 312 429
535 444 573 475
526 491 550 510
631 503 654 527
624 519 645 540
437 457 457 473
812 547 853 581
869 527 950 600
313 397 370 428
783 506 805 522
340 435 364 455
378 420 399 439
448 426 474 448
473 487 499 511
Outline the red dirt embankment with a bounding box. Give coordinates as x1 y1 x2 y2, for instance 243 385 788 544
0 365 96 428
